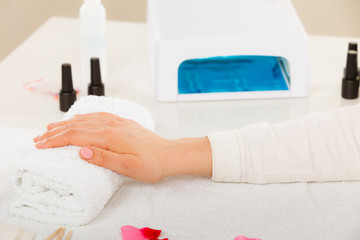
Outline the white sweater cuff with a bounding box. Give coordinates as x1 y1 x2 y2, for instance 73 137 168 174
207 130 247 182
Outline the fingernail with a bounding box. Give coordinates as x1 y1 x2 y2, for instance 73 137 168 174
33 135 40 142
80 147 93 160
33 133 45 142
35 139 46 148
47 122 58 128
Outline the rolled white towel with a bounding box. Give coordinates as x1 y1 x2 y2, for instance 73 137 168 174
62 96 155 129
10 96 155 226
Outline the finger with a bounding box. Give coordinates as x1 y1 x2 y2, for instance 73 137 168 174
34 126 65 143
35 121 111 143
79 146 135 177
74 112 120 119
47 117 104 130
35 128 108 149
46 113 124 130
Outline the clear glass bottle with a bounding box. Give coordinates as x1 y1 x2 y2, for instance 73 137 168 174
79 0 107 95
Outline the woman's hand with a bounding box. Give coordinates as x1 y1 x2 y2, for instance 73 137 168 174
33 112 212 183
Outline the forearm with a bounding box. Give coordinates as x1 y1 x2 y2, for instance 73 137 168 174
208 104 360 184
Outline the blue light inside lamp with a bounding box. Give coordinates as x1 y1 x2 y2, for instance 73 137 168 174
178 55 290 94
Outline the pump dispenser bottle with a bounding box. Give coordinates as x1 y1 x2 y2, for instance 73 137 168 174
80 0 107 95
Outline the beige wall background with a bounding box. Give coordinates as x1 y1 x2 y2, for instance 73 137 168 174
0 0 359 62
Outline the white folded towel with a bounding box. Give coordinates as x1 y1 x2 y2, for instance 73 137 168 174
10 96 155 226
3 125 360 239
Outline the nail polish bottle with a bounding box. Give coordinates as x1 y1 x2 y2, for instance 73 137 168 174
342 50 359 99
88 57 105 96
59 64 77 111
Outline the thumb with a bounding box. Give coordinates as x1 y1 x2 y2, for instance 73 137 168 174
79 146 131 175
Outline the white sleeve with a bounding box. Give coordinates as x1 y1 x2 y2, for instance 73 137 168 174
207 104 360 184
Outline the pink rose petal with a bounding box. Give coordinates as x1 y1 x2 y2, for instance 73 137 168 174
121 225 148 240
140 227 161 239
234 236 261 240
121 225 167 240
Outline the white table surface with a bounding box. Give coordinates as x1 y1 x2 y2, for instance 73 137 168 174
1 17 360 239
1 17 359 138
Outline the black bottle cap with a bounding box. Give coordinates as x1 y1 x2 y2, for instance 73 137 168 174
348 42 358 51
345 50 358 80
342 50 359 99
88 57 105 96
59 63 77 112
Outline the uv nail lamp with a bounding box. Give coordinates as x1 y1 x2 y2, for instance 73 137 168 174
147 0 310 102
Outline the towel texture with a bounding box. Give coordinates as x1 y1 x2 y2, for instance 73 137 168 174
10 96 155 226
2 127 360 239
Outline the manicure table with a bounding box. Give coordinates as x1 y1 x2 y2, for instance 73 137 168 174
0 17 360 240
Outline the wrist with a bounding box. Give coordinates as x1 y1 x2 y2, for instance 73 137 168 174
163 137 212 178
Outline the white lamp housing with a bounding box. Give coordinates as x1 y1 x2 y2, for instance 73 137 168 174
148 0 310 102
